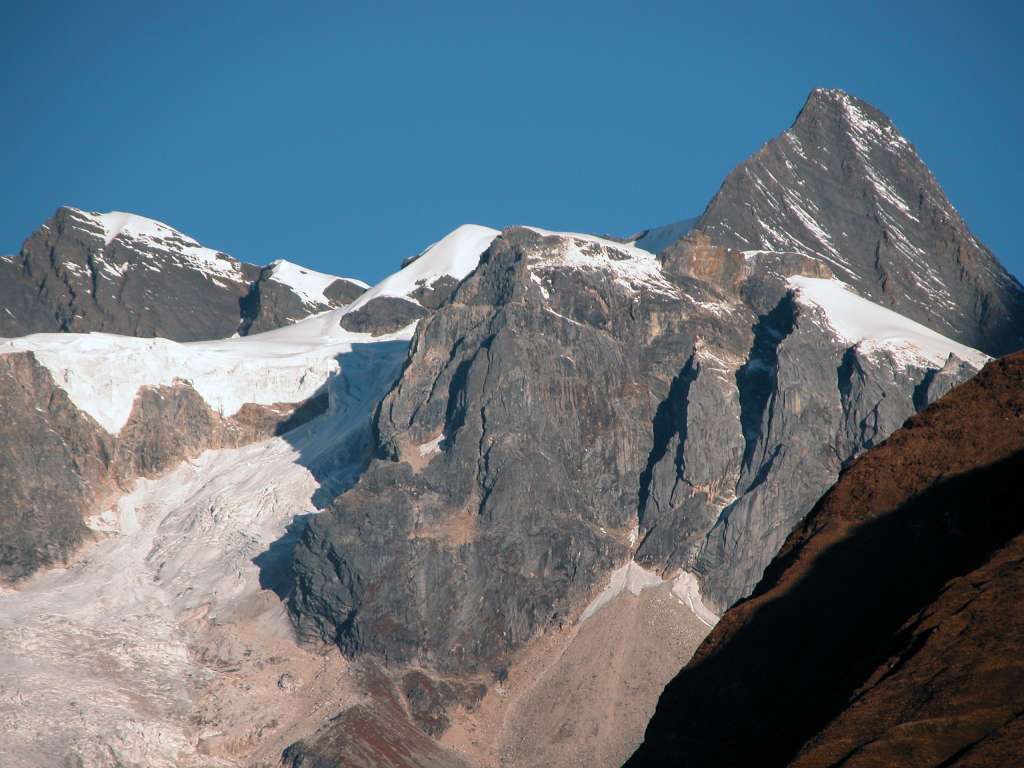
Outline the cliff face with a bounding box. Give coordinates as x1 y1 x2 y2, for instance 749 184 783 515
696 89 1024 356
288 225 982 694
627 352 1024 768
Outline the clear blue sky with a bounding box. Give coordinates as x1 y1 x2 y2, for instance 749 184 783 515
2 1 1021 283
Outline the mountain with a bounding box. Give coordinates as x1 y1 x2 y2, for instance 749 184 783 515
627 351 1024 768
284 223 985 767
0 207 366 341
0 88 1019 768
694 88 1024 356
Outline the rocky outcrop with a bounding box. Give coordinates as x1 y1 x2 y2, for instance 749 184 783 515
289 225 982 699
0 351 327 582
339 295 429 335
695 88 1024 356
627 352 1024 768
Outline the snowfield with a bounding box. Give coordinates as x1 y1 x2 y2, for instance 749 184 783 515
1 310 415 434
789 276 990 369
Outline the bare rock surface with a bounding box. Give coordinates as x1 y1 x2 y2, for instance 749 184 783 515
627 352 1024 768
695 88 1024 356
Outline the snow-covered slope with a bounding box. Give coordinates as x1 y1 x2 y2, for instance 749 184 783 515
525 226 679 298
789 276 990 369
265 260 368 308
81 209 245 282
1 310 414 434
631 217 697 255
341 224 499 315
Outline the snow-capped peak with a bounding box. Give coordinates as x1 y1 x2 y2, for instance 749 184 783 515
788 276 989 369
72 208 242 280
88 210 193 247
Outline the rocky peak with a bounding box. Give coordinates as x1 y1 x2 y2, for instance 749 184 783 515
696 89 1024 356
0 207 369 341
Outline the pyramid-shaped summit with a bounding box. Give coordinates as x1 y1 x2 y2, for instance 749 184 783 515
695 87 1024 356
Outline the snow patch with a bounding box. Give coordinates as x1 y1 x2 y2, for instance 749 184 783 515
671 572 719 628
788 276 989 369
631 218 697 254
580 562 664 622
417 434 444 456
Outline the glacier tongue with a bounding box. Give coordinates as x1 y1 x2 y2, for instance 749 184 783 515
0 335 408 768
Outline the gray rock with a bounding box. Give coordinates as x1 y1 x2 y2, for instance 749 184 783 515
289 223 982 684
338 295 428 335
239 266 366 335
0 207 260 341
696 88 1024 356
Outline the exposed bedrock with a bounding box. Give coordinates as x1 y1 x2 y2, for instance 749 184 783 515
289 225 978 694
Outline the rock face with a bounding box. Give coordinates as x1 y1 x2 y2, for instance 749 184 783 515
695 88 1024 356
339 295 429 335
0 351 327 582
0 207 365 341
0 207 261 340
289 224 984 694
627 351 1024 768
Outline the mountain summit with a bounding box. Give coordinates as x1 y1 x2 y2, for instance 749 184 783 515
0 207 367 341
695 88 1024 356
